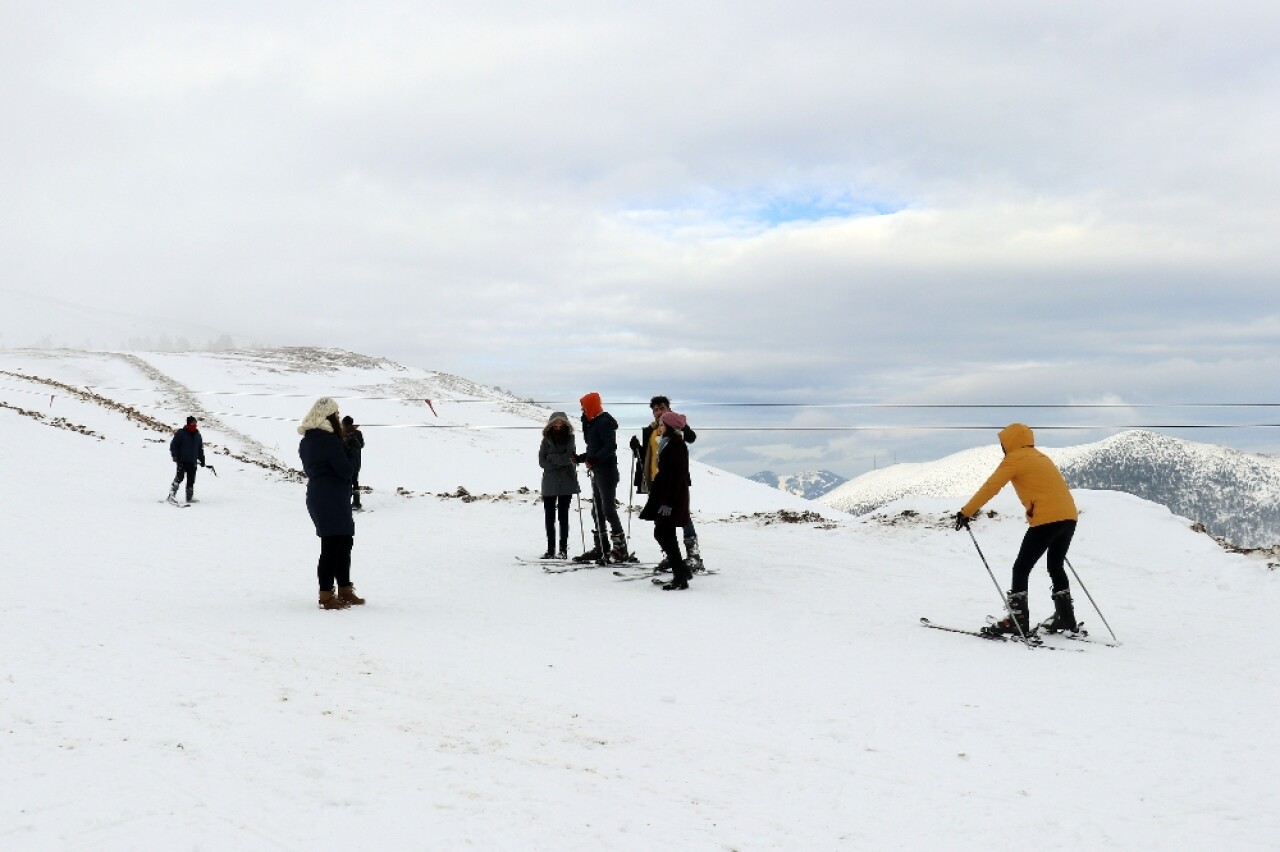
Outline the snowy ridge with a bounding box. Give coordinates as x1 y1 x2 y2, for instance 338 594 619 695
0 348 1275 849
821 430 1280 547
747 469 848 500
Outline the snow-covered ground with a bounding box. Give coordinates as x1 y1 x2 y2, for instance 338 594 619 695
2 349 1276 850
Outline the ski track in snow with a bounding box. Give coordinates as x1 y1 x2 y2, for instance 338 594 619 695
0 348 1276 850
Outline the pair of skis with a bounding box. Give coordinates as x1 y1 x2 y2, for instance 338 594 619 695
514 556 655 574
920 617 1120 649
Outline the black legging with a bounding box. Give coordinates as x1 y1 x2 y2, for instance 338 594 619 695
317 534 353 591
543 495 571 546
589 465 624 540
1010 519 1076 595
653 523 689 582
171 462 197 493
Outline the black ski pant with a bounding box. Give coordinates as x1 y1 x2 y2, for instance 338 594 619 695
653 523 689 582
1009 519 1076 596
317 534 353 591
589 465 624 543
543 495 571 548
171 462 197 495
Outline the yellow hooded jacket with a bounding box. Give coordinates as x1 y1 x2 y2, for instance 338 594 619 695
960 423 1078 527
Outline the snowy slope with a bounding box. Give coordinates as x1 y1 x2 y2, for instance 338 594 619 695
1 349 1277 850
821 430 1280 548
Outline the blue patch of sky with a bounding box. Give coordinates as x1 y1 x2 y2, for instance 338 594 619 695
755 192 902 225
623 187 905 234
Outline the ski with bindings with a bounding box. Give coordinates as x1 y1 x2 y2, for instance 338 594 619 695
650 570 719 585
1035 624 1121 647
922 618 1089 651
921 617 1009 642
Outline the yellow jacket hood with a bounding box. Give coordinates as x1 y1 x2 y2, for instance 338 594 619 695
998 423 1035 453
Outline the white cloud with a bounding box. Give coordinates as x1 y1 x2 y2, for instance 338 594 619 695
2 1 1277 475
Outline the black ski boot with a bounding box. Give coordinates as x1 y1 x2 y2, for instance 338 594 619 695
1039 589 1080 633
981 591 1030 638
574 531 604 563
662 558 690 591
609 531 630 563
557 538 569 560
684 535 704 573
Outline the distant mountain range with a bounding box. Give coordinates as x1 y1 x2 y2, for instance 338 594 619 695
815 430 1280 548
748 470 848 501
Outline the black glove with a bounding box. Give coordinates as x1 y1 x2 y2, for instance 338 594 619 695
629 435 642 456
953 512 970 531
199 460 206 467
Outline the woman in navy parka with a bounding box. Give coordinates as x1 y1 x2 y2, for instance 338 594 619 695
298 397 365 610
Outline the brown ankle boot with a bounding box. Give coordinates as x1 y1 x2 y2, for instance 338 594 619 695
319 589 350 610
338 585 365 606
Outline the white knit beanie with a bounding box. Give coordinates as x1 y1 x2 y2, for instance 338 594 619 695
298 396 340 435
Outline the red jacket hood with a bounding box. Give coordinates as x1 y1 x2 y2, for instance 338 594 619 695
580 392 603 420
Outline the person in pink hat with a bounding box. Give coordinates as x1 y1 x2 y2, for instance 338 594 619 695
640 410 693 590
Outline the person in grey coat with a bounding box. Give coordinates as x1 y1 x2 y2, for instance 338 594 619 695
538 411 581 559
298 397 365 610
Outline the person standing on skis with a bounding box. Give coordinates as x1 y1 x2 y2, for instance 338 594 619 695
640 410 693 590
538 411 580 559
573 392 628 562
630 395 704 571
953 423 1079 637
168 416 206 504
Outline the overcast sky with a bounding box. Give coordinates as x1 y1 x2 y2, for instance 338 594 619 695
3 1 1277 476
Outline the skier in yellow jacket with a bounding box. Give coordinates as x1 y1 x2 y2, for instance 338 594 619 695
953 423 1080 637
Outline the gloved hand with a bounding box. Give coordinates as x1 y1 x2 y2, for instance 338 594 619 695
953 511 970 531
658 505 672 517
199 460 206 467
629 435 642 456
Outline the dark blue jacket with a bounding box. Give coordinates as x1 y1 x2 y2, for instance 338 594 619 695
343 428 365 475
299 428 355 537
580 411 619 471
640 434 691 526
170 427 205 465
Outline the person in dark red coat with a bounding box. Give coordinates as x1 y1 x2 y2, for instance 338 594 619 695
639 410 692 590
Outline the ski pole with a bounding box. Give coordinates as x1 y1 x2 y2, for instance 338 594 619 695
204 464 217 477
966 527 1036 649
587 467 608 564
626 460 635 540
1065 556 1121 644
575 493 586 552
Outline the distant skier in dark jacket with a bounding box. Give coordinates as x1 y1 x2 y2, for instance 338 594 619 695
573 392 628 562
168 416 206 504
341 415 365 510
631 395 703 570
953 423 1080 637
298 397 364 610
538 411 580 559
640 410 693 590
